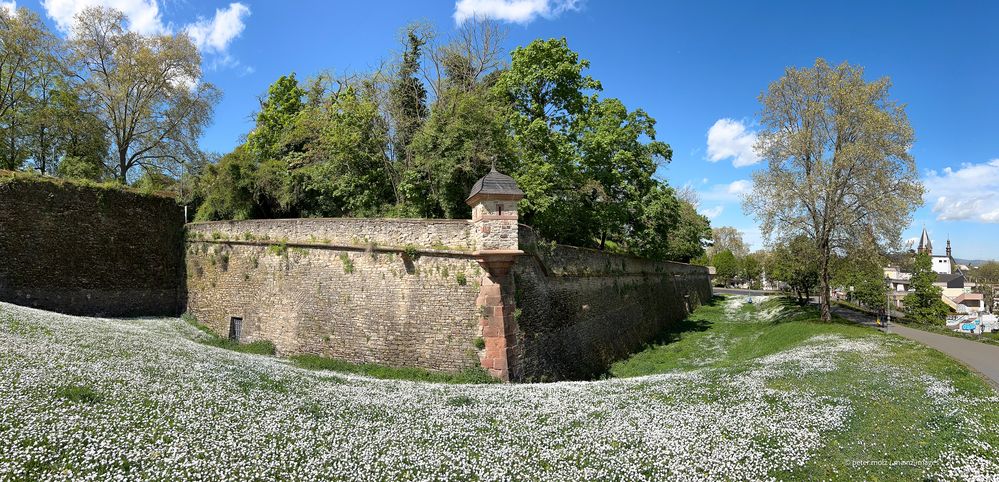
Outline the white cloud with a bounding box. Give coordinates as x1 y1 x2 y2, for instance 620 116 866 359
42 0 167 35
925 159 999 223
453 0 580 24
706 118 761 167
2 1 16 15
700 179 753 204
700 205 724 219
41 0 251 72
185 3 249 55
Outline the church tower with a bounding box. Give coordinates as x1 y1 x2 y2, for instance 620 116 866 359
917 227 933 255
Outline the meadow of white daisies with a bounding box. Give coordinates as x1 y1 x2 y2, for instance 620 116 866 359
1 297 997 481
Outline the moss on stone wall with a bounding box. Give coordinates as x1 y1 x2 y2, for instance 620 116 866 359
0 172 185 316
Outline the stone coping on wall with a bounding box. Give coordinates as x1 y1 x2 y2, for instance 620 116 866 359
187 238 478 258
187 218 476 253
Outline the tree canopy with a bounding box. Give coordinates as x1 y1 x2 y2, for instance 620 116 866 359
745 59 924 321
193 28 709 262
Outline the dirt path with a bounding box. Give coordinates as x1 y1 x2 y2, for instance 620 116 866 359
832 305 999 389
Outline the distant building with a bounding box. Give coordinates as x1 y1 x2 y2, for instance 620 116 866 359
896 228 984 316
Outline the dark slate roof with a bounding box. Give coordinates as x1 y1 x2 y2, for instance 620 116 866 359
936 273 964 284
466 167 524 201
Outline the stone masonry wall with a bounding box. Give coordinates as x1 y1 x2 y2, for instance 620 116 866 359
0 172 185 316
188 218 474 252
185 219 711 380
185 220 486 373
513 225 712 381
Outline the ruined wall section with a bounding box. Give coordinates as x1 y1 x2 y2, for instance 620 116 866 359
513 225 712 381
0 173 185 316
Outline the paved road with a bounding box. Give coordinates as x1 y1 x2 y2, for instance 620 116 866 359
831 305 999 389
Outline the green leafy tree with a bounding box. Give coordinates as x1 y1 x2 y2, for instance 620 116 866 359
70 7 220 183
51 88 109 180
293 86 394 217
629 185 709 262
493 37 601 245
767 236 820 303
904 253 949 324
195 146 259 221
0 7 54 170
576 97 670 248
247 74 305 162
970 261 999 314
745 59 924 321
388 26 429 168
408 84 513 218
834 254 888 311
740 253 764 290
712 249 738 287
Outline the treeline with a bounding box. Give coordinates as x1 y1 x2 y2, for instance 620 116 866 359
192 23 709 261
0 6 218 184
2 8 709 261
700 226 892 308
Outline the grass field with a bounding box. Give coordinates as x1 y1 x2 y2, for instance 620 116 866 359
1 297 997 480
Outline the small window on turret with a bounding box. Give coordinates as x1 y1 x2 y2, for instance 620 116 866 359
497 204 503 215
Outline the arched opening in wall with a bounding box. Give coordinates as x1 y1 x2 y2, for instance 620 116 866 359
229 317 243 342
497 204 503 216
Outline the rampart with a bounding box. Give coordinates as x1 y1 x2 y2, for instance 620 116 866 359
514 226 712 380
185 219 711 381
0 170 711 381
184 220 486 373
0 173 185 316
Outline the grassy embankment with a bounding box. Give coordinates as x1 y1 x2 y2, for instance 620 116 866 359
612 296 999 480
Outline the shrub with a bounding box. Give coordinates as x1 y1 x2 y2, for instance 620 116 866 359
269 243 288 257
456 272 467 286
340 253 354 274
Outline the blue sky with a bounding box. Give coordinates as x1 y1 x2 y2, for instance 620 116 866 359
12 0 999 260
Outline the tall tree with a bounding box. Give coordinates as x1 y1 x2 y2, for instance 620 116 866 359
708 226 749 258
247 74 305 162
767 236 821 304
576 97 669 248
970 261 999 314
712 249 738 287
904 253 949 324
388 26 429 176
69 7 219 183
0 7 54 170
745 59 924 321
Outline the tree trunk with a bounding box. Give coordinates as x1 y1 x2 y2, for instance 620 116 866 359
118 149 129 184
819 250 832 321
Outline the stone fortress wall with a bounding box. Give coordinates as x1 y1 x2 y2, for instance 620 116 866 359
0 173 185 316
184 219 487 374
0 171 711 382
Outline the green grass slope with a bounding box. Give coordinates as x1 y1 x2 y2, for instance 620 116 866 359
0 297 996 480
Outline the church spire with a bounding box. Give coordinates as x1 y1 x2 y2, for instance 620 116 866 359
918 226 933 255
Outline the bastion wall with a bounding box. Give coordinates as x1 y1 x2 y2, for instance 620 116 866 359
0 173 711 381
0 173 185 316
184 219 711 381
